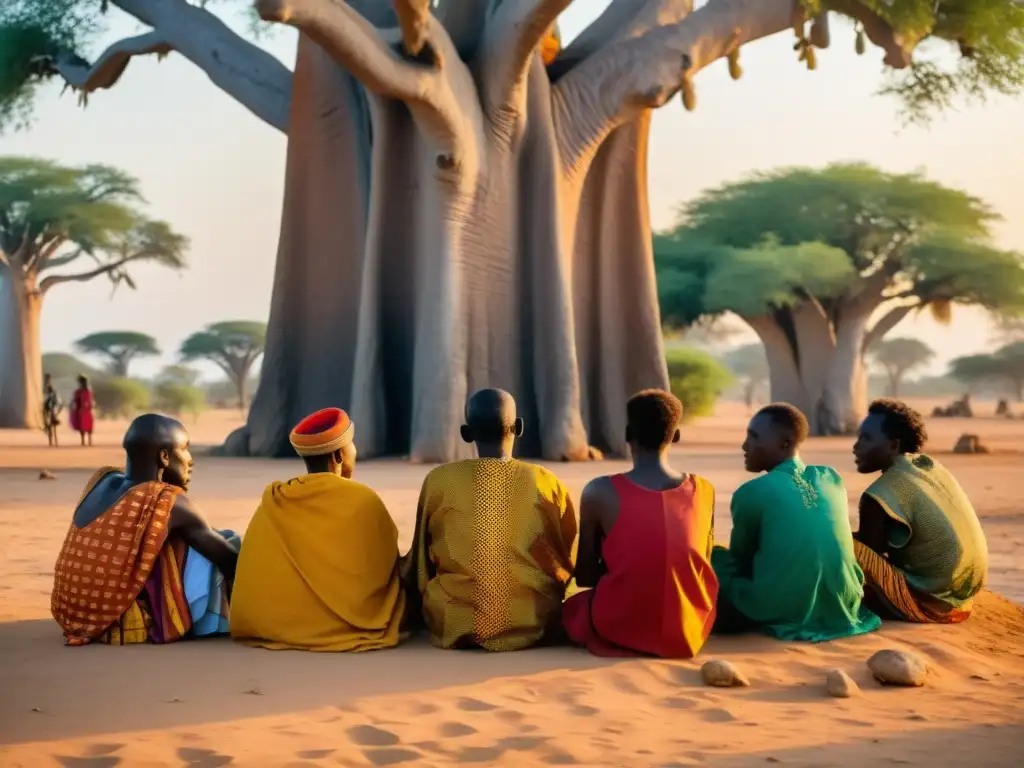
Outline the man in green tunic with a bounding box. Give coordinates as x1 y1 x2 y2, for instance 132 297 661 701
712 404 880 641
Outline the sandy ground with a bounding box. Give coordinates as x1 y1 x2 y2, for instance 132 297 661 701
1 401 1022 767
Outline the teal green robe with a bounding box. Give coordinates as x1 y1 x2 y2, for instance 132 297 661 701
712 458 880 642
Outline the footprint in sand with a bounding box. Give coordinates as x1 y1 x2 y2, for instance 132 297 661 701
55 758 122 768
456 697 498 712
544 750 579 765
362 749 422 767
570 704 600 717
453 745 506 763
438 722 478 737
346 725 401 747
698 707 737 723
498 736 549 751
175 747 234 767
660 696 698 710
296 749 335 759
81 744 124 757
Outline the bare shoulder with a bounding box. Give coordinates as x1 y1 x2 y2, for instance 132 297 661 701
580 475 617 508
170 492 207 526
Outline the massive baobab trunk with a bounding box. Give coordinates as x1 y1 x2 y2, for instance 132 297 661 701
0 269 43 430
67 0 913 460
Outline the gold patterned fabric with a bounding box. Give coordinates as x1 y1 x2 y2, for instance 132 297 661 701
52 468 182 646
407 459 577 651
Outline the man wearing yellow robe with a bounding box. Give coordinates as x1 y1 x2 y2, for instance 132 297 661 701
230 408 406 651
403 389 578 652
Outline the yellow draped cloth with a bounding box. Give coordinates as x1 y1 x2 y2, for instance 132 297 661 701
407 459 578 652
229 473 406 652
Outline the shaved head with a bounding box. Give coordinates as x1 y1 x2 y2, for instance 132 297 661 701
124 413 187 455
462 388 521 447
124 413 193 490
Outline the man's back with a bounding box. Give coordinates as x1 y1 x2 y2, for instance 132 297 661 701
412 458 577 651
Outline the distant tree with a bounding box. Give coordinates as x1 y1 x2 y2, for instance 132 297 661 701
723 343 770 411
656 164 1024 435
41 351 101 381
0 156 187 429
665 348 734 421
157 364 201 388
950 342 1024 401
75 331 160 377
991 316 1024 345
92 377 150 419
154 381 205 421
868 337 935 397
180 321 267 410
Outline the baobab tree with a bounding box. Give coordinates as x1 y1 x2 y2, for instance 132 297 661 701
6 0 1023 458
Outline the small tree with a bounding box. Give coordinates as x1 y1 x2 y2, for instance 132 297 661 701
75 331 160 377
723 343 770 411
92 377 150 419
180 321 267 410
0 155 187 429
950 342 1024 402
157 364 202 388
868 337 935 397
665 348 734 421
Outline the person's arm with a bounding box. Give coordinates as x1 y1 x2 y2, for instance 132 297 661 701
853 495 889 555
727 484 760 570
169 494 239 582
706 486 717 561
400 479 431 629
574 479 609 589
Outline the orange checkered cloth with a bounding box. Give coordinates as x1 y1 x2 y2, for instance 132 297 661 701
51 468 186 646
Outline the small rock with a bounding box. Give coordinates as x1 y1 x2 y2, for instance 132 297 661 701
825 669 860 698
39 469 56 480
700 659 749 688
867 649 928 687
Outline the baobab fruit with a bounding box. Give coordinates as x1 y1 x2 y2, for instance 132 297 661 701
700 660 749 688
728 49 743 80
856 28 867 55
810 14 831 49
806 46 817 71
681 77 696 111
825 669 860 698
867 650 928 687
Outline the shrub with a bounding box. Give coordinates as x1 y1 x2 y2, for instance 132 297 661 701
92 378 151 419
154 382 206 421
665 347 734 420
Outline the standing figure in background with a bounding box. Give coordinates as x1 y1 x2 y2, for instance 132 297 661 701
43 373 63 447
70 375 95 447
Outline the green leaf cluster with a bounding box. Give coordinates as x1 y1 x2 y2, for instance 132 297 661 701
949 341 1024 398
92 376 151 418
665 347 734 420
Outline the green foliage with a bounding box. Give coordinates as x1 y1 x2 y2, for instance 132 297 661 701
869 336 935 371
157 364 202 388
41 351 100 380
154 381 206 421
949 341 1024 399
92 376 150 419
75 331 160 377
655 164 1024 328
723 343 770 381
180 320 267 407
665 347 734 421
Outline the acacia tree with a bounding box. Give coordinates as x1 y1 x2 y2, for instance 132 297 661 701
868 336 934 396
655 164 1024 434
180 320 267 409
950 342 1024 401
75 330 161 376
5 1 1024 457
0 156 187 429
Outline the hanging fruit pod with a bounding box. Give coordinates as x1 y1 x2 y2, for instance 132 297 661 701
855 24 866 56
728 48 743 80
806 46 817 71
798 44 808 63
681 76 696 111
810 13 831 49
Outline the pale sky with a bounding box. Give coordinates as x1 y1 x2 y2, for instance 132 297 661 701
4 3 1023 381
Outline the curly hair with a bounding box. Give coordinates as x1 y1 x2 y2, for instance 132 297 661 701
756 403 809 445
868 398 928 454
627 389 684 451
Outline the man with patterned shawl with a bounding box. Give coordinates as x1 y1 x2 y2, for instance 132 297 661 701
853 399 989 623
403 389 578 651
229 408 406 651
51 414 239 645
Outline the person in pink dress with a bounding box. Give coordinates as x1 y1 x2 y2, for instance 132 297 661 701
69 375 95 447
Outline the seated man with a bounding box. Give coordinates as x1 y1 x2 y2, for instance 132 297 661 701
403 389 577 651
712 404 880 641
230 408 406 651
853 398 988 623
52 414 239 645
563 390 718 658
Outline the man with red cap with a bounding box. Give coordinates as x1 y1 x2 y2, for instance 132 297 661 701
230 408 406 651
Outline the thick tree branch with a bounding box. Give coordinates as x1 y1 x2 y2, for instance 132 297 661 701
255 0 470 146
862 301 919 351
54 32 172 96
483 0 575 117
38 253 148 295
108 0 292 132
39 248 88 273
555 0 915 168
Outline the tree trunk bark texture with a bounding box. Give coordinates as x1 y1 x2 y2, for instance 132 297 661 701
0 270 44 430
232 24 670 461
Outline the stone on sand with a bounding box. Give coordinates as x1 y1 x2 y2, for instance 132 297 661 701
700 660 749 688
825 669 860 698
867 650 928 687
39 469 56 480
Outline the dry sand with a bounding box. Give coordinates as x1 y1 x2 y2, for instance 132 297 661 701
1 402 1022 767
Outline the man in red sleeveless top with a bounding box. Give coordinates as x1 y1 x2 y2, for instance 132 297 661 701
563 390 718 657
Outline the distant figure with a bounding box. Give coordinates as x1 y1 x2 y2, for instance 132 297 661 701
563 390 718 658
42 374 63 447
69 375 95 447
712 404 880 641
230 408 406 651
403 389 577 651
853 399 989 623
51 414 238 645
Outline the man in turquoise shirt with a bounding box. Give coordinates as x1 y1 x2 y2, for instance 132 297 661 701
712 404 880 641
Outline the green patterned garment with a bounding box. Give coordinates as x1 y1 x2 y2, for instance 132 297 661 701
865 454 989 608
